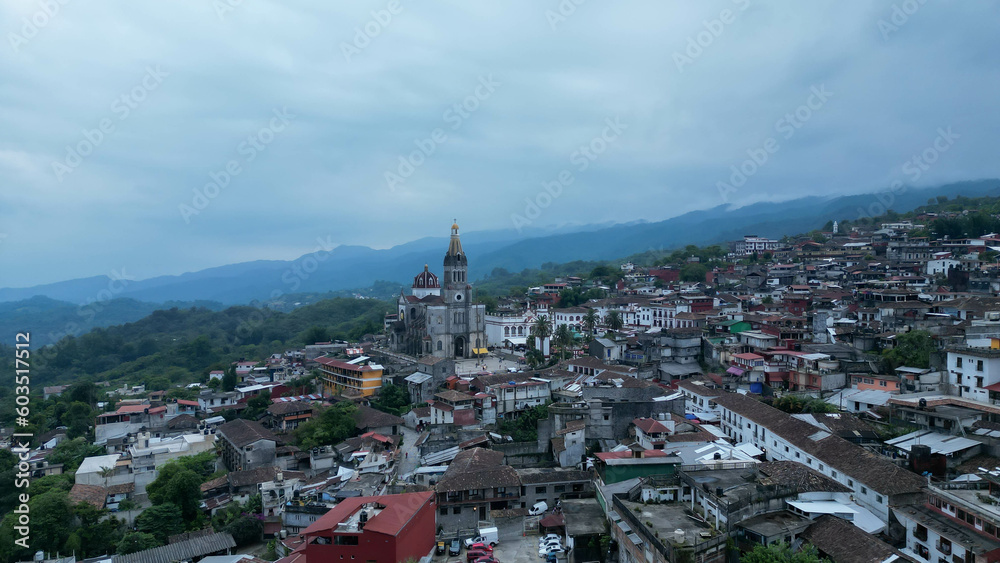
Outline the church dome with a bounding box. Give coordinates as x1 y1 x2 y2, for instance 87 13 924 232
413 264 440 288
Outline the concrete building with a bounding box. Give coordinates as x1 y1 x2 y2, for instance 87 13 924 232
217 419 278 472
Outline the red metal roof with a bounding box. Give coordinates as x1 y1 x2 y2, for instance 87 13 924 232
303 491 434 537
315 357 373 371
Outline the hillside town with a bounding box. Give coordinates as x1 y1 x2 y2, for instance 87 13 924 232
15 216 1000 563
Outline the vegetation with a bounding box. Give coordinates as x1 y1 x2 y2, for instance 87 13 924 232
880 330 935 372
371 384 411 416
742 541 830 563
771 395 836 414
495 403 550 442
295 402 359 450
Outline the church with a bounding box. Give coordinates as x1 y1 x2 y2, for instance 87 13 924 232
389 223 487 358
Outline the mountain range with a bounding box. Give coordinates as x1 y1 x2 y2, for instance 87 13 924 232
3 180 998 311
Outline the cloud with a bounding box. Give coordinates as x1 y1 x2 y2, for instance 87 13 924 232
0 0 998 287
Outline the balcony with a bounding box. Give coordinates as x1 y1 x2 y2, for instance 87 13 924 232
936 540 951 555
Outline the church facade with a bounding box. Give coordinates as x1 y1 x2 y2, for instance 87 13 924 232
389 223 487 358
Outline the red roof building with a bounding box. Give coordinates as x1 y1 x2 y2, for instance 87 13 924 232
284 492 436 563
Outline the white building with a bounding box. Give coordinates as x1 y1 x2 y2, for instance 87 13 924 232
948 347 1000 404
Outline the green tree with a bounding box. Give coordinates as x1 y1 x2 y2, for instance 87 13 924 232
295 402 359 450
301 325 331 345
742 541 829 563
680 263 708 282
605 310 624 333
224 514 264 547
134 503 185 544
146 463 203 522
372 384 410 416
222 365 238 392
117 532 161 555
882 330 935 371
583 309 599 340
554 324 574 360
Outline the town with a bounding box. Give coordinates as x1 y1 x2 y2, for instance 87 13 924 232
12 203 1000 563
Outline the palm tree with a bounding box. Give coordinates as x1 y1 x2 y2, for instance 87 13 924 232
531 315 552 358
583 309 599 340
605 310 624 334
555 324 573 360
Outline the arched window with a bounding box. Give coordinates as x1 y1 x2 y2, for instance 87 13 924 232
504 326 510 337
437 340 443 351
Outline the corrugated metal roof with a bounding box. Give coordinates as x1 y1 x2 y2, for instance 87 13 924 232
114 532 235 563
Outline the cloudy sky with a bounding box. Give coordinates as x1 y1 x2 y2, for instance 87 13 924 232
1 1 998 287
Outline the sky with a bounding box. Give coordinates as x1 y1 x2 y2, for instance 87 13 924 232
1 1 998 287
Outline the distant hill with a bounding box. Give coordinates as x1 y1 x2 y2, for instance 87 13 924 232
0 296 225 346
2 180 997 306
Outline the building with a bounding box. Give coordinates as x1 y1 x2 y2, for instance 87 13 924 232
389 223 488 358
893 481 1000 562
435 448 520 528
217 419 278 472
516 468 592 512
731 235 781 256
265 401 314 432
430 390 477 425
316 356 384 398
948 346 1000 404
285 492 435 563
711 392 926 523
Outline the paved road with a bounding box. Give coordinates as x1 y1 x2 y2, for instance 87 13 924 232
395 425 422 478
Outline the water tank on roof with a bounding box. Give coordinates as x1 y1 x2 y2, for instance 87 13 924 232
674 530 685 544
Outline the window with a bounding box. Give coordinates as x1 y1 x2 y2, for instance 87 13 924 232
795 452 800 459
437 340 443 351
453 507 462 515
536 486 547 494
957 357 963 367
876 494 883 503
440 507 448 516
860 486 868 495
978 360 985 371
831 470 837 478
848 479 853 487
554 485 566 493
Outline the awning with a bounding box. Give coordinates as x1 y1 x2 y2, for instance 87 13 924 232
726 366 745 376
767 373 785 383
472 348 488 355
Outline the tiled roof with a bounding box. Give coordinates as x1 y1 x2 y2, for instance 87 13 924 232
711 392 925 496
218 419 278 448
799 515 911 563
436 448 519 492
267 401 313 416
354 405 403 430
69 483 106 508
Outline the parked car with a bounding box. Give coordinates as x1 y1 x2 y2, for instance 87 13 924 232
467 550 490 562
467 543 493 553
528 501 549 516
539 547 565 558
436 541 446 555
449 539 462 556
474 558 499 563
538 534 561 545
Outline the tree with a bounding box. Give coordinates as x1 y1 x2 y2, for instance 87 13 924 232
372 384 410 416
582 309 600 340
295 402 359 450
117 532 161 555
134 503 185 544
679 263 708 282
605 311 624 333
882 330 935 371
222 365 238 392
146 463 203 522
301 325 331 345
554 324 573 360
224 514 264 547
742 541 829 563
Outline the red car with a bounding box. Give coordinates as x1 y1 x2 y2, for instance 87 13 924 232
467 543 493 553
474 558 499 563
466 550 489 562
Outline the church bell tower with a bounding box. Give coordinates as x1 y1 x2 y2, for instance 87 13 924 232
442 221 470 304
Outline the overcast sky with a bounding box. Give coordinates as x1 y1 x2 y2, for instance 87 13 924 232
1 1 998 287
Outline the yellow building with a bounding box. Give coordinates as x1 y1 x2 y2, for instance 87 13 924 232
315 356 384 397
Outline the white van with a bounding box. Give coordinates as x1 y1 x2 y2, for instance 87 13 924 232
529 501 549 516
464 526 500 547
